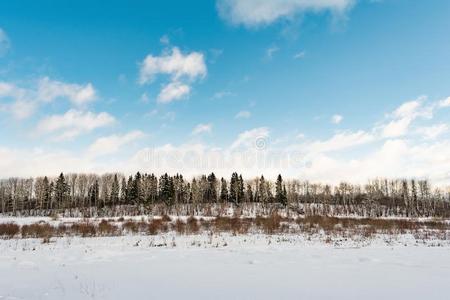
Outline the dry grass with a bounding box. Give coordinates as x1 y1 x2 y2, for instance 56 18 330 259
186 216 199 234
256 214 282 234
173 219 186 235
123 220 140 234
21 223 54 239
148 219 168 235
98 220 119 236
70 222 97 237
0 223 20 239
161 215 172 222
0 215 448 241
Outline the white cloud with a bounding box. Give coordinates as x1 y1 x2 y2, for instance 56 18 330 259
160 35 170 45
382 117 413 138
305 130 374 153
0 78 98 119
88 130 145 157
293 51 306 59
2 93 450 187
230 127 269 150
0 28 10 56
217 0 355 27
157 81 191 103
0 82 34 119
381 97 432 138
266 46 279 59
139 47 207 84
211 90 233 100
438 96 450 108
192 123 213 135
139 47 206 104
36 109 115 141
331 114 343 124
235 110 251 119
37 77 96 105
296 133 305 139
416 124 448 140
9 100 37 120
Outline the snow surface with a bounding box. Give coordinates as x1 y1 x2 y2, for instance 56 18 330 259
1 233 450 300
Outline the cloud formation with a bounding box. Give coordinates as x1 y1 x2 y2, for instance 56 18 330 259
192 123 213 135
158 81 191 103
36 109 115 141
217 0 355 27
331 114 343 124
235 110 251 119
139 47 207 103
88 130 145 157
37 77 96 106
0 78 97 119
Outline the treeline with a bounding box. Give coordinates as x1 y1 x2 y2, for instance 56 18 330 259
0 172 449 218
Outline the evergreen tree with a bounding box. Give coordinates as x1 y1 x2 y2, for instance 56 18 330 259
207 173 218 203
110 174 120 206
246 184 253 202
126 176 134 204
230 172 239 204
220 178 228 202
54 173 69 209
275 174 287 205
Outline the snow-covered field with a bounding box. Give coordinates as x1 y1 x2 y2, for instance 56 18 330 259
1 232 450 300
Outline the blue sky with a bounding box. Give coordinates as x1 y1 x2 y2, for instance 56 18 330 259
1 0 450 185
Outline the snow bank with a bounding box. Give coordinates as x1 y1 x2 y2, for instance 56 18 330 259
1 233 450 299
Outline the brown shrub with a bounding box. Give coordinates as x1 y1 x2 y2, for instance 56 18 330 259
123 220 140 233
98 220 119 236
256 214 281 234
56 224 68 236
21 223 55 239
70 222 97 237
187 216 199 234
173 219 186 234
161 215 172 222
0 223 20 239
148 219 168 235
214 216 232 232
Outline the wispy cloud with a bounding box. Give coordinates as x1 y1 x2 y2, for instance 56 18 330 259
266 46 279 59
331 114 343 124
36 109 115 141
293 51 306 59
88 130 145 157
235 110 251 119
217 0 355 27
192 123 213 135
0 77 97 119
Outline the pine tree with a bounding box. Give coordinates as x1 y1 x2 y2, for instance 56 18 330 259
54 173 69 209
275 174 287 205
238 175 245 202
246 184 253 202
110 174 120 206
207 173 218 203
230 172 239 204
220 178 228 202
126 176 134 204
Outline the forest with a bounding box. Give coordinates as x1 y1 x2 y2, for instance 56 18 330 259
1 172 449 218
